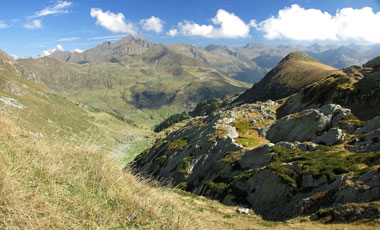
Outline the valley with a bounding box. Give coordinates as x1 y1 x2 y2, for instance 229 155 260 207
0 34 379 229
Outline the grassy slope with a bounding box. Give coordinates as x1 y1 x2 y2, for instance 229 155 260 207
236 52 337 103
18 52 250 129
0 51 153 162
1 106 379 230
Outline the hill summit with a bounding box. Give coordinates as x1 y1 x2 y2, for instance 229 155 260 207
235 51 337 104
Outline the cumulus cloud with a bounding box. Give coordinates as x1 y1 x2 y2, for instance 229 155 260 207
167 29 178 37
255 4 380 43
90 8 136 34
40 44 64 57
175 9 250 38
23 20 42 29
140 16 164 33
33 1 72 18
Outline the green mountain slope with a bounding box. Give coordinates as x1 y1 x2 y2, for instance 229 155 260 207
18 38 250 129
0 49 152 160
168 42 266 83
278 56 380 120
235 52 337 104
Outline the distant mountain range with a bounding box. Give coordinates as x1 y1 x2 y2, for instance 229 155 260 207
42 35 380 84
17 35 250 127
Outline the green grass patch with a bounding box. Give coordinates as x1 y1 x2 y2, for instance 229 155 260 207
167 137 188 150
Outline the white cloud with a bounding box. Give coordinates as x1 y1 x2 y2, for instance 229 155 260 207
140 16 164 33
167 29 178 37
89 35 127 40
255 4 380 43
73 48 84 53
90 8 136 34
23 20 42 29
40 44 64 57
0 21 8 29
33 1 72 18
176 9 250 38
58 37 80 42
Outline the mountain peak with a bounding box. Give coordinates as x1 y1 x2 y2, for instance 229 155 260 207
235 51 337 104
282 51 318 63
0 49 22 73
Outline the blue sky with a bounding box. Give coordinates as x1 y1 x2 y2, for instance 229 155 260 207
1 0 379 57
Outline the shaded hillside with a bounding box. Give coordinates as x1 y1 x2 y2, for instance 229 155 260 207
18 38 250 128
168 42 266 83
132 99 380 222
278 56 380 120
2 49 364 230
235 52 337 104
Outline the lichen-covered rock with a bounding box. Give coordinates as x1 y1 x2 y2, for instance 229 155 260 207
313 128 346 146
267 104 351 144
131 101 379 221
239 143 274 169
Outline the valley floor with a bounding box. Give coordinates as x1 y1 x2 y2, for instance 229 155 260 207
0 112 379 229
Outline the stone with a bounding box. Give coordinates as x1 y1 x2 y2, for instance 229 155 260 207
237 207 250 215
239 143 274 169
313 128 346 146
354 116 380 134
301 174 314 188
266 109 330 143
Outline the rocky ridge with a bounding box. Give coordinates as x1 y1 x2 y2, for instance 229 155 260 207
277 56 380 120
132 101 380 221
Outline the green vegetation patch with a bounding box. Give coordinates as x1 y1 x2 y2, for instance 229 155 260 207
178 155 195 174
269 145 380 189
167 137 188 150
218 151 243 165
204 181 230 196
234 120 260 148
154 112 190 132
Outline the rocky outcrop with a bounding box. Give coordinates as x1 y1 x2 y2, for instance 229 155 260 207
266 104 350 143
132 101 380 221
278 57 380 120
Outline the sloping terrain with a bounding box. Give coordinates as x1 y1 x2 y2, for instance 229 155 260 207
131 55 380 224
278 56 380 120
235 52 337 104
0 49 153 161
2 49 371 230
168 43 266 83
18 38 250 128
131 100 380 222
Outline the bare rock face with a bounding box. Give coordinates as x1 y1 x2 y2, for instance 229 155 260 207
131 101 380 221
314 128 346 146
354 116 380 134
266 104 351 144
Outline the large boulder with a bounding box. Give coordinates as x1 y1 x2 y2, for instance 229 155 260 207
314 128 346 146
266 104 351 143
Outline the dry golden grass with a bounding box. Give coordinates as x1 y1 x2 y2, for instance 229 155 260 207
0 114 195 229
0 113 379 230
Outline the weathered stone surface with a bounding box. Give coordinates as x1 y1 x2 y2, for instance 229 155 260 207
348 129 380 153
354 116 380 134
314 128 346 146
132 101 379 221
266 110 329 143
267 104 351 144
239 143 274 169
